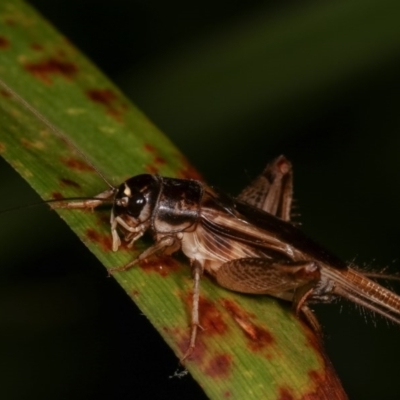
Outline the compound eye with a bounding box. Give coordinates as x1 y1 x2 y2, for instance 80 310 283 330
115 185 146 218
126 193 146 218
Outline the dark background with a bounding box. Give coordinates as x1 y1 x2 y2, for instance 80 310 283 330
1 0 400 399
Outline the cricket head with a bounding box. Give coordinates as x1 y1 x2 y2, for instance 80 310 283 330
110 174 160 251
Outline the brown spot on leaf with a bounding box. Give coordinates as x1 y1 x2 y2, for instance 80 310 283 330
0 89 12 98
5 18 16 26
144 144 156 153
279 387 295 400
0 36 10 49
177 296 228 364
56 48 67 58
60 178 81 188
20 139 30 149
86 88 124 121
177 155 203 180
142 144 167 174
52 192 64 200
30 43 44 51
145 164 159 175
154 156 166 165
303 368 347 400
139 254 180 277
86 228 112 251
290 330 348 399
62 157 95 172
223 391 231 398
20 138 45 150
204 353 232 378
87 88 116 105
144 143 167 175
176 327 208 363
0 142 5 153
162 326 170 334
0 89 11 98
243 323 274 352
199 297 228 336
24 57 78 83
221 298 254 321
221 299 275 353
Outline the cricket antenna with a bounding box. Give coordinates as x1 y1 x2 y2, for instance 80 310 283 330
0 77 115 189
0 195 114 216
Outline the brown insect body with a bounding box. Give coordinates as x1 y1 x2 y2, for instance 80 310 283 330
64 156 400 357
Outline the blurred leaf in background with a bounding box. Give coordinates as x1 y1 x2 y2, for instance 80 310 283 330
1 0 400 399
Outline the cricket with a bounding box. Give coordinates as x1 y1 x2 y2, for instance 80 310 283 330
1 77 400 364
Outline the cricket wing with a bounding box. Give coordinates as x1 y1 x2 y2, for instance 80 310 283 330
200 193 347 270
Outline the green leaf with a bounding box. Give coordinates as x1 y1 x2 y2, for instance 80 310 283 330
0 1 347 398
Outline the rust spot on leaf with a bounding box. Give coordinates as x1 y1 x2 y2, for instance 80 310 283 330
86 88 125 121
204 353 232 378
139 254 181 277
154 156 166 165
52 192 64 200
177 296 229 364
62 157 95 172
87 88 116 105
303 369 347 400
177 155 203 180
20 138 45 150
221 298 255 320
145 164 159 175
0 89 11 98
142 144 167 174
292 330 348 399
60 177 81 188
86 228 113 251
310 369 343 400
243 322 274 352
223 390 231 398
144 144 156 153
221 299 275 353
56 47 68 57
30 43 44 51
0 142 5 153
279 387 295 400
24 57 78 83
176 327 208 364
5 18 16 26
198 297 228 336
0 36 10 49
